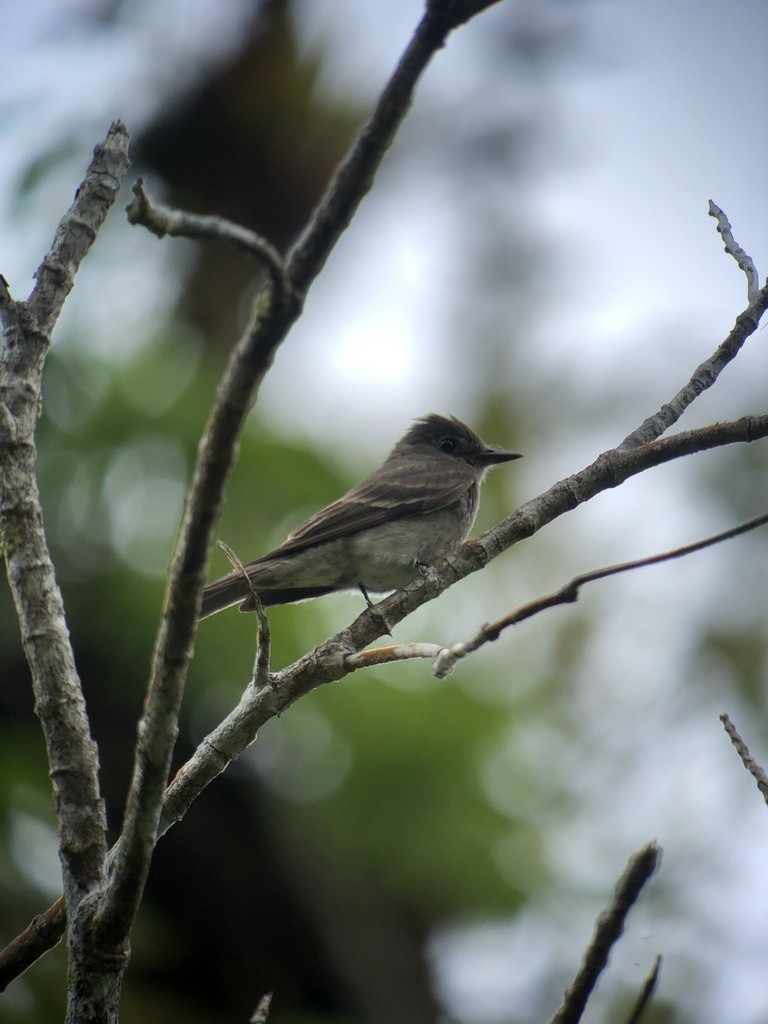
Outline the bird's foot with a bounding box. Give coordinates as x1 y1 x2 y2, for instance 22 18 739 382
358 583 392 637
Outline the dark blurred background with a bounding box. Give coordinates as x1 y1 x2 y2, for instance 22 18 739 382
2 1 768 1022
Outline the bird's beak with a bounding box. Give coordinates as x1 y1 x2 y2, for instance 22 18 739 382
479 445 523 466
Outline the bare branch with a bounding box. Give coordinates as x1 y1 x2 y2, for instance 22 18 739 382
126 178 287 295
26 121 132 336
433 510 768 678
547 843 661 1024
621 278 768 448
0 897 65 991
0 122 130 906
160 673 280 838
708 201 760 301
286 4 482 296
624 955 662 1024
720 714 768 805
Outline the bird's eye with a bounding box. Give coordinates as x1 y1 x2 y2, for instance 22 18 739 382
437 436 458 454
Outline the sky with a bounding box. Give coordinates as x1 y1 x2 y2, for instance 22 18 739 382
2 0 768 1021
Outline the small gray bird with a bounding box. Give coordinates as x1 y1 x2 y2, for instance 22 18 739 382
200 413 521 618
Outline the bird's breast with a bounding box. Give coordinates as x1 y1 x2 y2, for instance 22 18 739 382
350 502 476 590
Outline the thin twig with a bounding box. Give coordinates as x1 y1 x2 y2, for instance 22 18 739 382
624 955 662 1024
620 279 768 448
218 541 272 688
708 201 760 301
547 843 661 1024
433 510 768 678
720 714 768 805
126 179 287 295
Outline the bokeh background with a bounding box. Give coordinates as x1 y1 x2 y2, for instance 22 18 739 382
2 0 768 1021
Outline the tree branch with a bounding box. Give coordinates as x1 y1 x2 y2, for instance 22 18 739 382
0 897 65 992
433 509 768 678
546 843 661 1024
720 714 768 806
0 122 130 906
126 178 287 295
708 200 759 301
26 121 132 336
285 1 489 296
620 276 768 448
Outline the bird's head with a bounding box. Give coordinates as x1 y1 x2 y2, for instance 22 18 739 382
396 413 522 473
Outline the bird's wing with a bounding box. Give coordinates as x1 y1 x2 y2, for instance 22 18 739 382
249 457 473 565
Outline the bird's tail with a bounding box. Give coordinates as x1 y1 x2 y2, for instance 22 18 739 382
199 573 252 619
200 576 339 618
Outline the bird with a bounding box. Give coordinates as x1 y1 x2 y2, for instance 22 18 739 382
200 413 522 618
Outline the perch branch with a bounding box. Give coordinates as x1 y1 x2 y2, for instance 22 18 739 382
433 509 768 678
547 843 661 1024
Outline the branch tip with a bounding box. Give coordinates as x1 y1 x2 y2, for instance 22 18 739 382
708 200 760 300
624 954 663 1024
720 713 768 805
